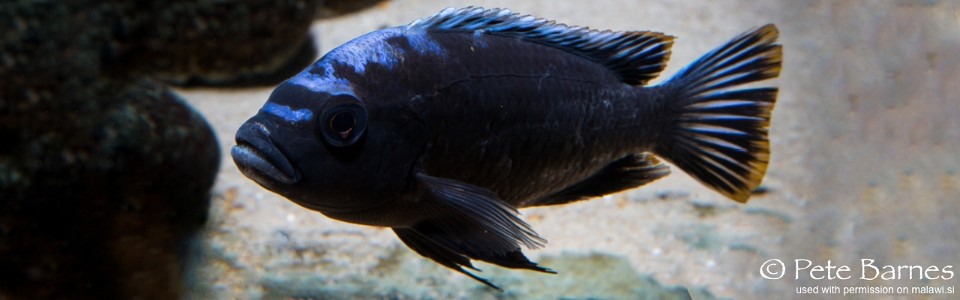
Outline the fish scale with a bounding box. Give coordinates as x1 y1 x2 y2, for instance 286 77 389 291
422 78 632 203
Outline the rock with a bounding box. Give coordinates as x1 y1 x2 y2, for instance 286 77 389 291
105 1 320 87
0 78 219 299
314 0 386 19
271 251 715 299
0 2 218 299
95 0 386 87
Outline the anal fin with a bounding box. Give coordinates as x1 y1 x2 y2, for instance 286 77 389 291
393 227 502 290
393 221 555 291
528 153 670 207
393 173 554 290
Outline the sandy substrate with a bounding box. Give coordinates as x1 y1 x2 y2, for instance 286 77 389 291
178 1 960 298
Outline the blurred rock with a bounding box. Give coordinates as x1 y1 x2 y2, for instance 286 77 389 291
105 1 320 87
282 246 712 299
98 0 388 87
314 0 387 19
0 79 219 299
0 2 218 299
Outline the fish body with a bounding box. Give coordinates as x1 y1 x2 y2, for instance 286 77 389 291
232 7 781 289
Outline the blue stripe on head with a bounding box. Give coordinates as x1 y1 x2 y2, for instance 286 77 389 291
287 62 357 97
325 28 446 74
262 102 314 123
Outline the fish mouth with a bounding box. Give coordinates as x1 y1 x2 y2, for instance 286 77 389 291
231 122 301 186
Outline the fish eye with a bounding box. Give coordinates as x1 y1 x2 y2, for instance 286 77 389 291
329 111 356 137
319 95 367 147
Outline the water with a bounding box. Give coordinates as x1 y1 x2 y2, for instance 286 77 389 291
0 0 960 299
178 1 960 298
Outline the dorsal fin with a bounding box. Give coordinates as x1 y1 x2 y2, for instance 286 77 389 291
407 7 674 85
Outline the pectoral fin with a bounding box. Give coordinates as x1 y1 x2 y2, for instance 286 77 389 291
392 173 554 289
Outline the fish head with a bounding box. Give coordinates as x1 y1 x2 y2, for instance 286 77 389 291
232 78 422 214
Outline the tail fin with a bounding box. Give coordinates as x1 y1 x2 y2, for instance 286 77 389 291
654 24 782 203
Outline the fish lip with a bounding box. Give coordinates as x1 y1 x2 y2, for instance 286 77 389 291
232 122 301 186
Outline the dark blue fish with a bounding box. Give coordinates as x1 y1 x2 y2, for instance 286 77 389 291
232 7 781 290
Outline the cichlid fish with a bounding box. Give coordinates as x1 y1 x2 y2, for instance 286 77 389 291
232 7 781 290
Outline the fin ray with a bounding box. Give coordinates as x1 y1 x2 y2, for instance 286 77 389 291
402 173 553 288
393 228 503 291
655 24 781 202
417 173 545 251
408 7 674 85
395 172 560 288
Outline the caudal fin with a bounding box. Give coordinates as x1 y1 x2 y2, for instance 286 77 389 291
654 24 782 203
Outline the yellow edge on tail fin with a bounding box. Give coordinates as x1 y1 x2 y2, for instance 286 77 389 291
735 24 781 203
